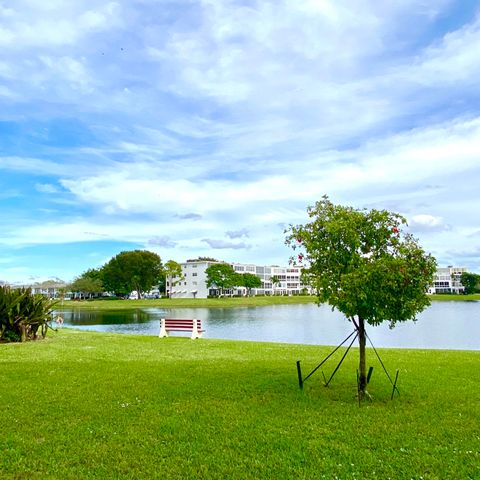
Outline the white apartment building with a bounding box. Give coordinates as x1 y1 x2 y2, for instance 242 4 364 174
168 260 310 298
168 260 219 299
9 280 68 299
429 266 466 294
231 263 309 296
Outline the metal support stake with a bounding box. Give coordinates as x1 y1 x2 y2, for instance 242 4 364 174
365 331 397 389
356 370 361 407
296 360 303 389
324 332 358 387
391 370 400 400
300 330 357 385
367 366 374 384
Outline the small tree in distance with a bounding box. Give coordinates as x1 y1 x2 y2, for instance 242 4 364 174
205 263 238 297
102 250 163 298
164 260 183 297
239 272 262 296
270 275 281 295
286 196 437 399
460 272 480 294
69 276 104 300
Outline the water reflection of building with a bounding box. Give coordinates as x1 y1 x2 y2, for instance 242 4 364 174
428 267 466 294
168 260 310 299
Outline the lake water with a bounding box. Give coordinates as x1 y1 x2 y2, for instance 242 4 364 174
58 301 480 350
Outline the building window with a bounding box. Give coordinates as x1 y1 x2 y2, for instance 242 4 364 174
192 273 197 277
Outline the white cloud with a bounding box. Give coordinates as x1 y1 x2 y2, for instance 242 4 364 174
413 13 480 86
148 236 177 248
0 220 159 247
409 214 449 232
35 183 60 194
226 228 249 239
59 115 480 212
0 157 71 176
0 85 16 98
448 245 480 258
2 1 480 277
202 239 250 250
175 213 202 221
0 2 121 48
38 56 93 93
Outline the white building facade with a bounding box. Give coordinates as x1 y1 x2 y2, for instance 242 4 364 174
168 260 219 299
429 266 466 294
231 263 309 296
168 260 310 298
10 280 68 299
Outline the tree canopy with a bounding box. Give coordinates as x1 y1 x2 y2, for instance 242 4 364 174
101 250 163 298
239 272 262 295
164 260 183 296
205 263 238 295
69 274 104 299
460 272 480 294
81 268 103 281
69 268 104 299
286 196 437 396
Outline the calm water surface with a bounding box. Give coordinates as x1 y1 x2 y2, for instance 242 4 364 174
58 301 480 350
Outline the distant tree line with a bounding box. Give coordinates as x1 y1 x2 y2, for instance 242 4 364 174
69 250 174 299
66 250 480 302
69 253 267 299
186 257 219 262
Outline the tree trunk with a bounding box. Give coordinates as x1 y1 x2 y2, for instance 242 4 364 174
20 323 27 343
358 316 367 398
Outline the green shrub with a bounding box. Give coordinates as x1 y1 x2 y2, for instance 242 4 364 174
0 286 56 342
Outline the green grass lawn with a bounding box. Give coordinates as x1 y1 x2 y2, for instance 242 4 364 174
57 293 479 311
1 330 479 479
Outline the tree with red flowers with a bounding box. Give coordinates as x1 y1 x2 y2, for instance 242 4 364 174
286 196 436 398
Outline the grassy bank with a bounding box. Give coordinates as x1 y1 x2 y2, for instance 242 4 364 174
56 295 317 310
1 330 479 479
56 293 479 311
430 293 480 301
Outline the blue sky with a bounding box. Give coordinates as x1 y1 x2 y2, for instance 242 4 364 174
1 0 480 283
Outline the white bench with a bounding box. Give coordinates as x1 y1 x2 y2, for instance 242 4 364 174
159 318 205 340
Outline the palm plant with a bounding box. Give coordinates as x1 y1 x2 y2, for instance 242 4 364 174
0 286 56 342
270 275 281 295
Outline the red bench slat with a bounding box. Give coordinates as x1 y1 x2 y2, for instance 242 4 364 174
160 318 205 336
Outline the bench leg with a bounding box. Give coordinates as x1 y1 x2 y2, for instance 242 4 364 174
159 318 168 338
191 319 201 340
